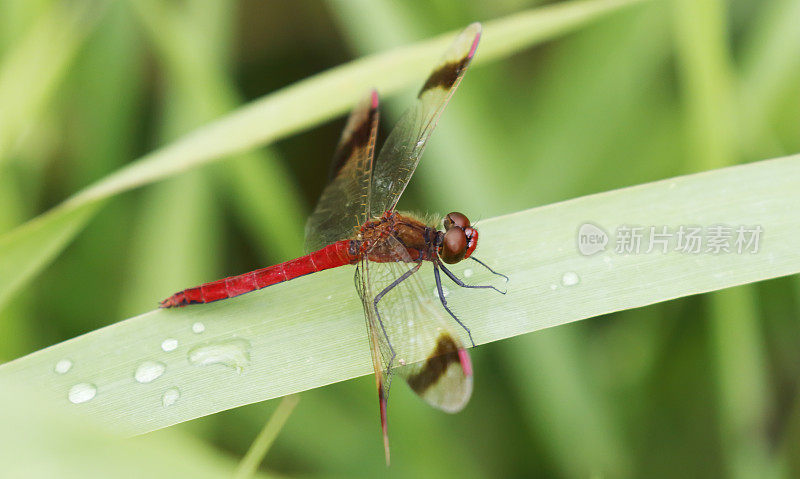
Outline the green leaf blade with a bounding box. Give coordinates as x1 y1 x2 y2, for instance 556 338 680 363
2 154 797 435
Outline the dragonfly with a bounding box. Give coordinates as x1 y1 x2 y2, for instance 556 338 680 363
160 22 506 463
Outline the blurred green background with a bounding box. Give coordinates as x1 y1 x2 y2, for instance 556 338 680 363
1 0 799 477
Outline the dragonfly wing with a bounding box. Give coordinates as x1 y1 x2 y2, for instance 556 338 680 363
362 235 473 411
305 90 379 251
369 23 481 217
355 257 393 464
397 325 473 413
358 236 473 462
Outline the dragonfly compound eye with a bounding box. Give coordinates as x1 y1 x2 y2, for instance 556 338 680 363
463 227 478 259
443 211 470 231
440 227 468 264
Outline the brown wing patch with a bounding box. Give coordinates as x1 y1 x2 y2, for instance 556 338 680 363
305 90 379 252
329 90 379 180
405 332 462 394
369 23 480 216
417 57 471 98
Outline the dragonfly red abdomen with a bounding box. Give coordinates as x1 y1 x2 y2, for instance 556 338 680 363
159 240 357 308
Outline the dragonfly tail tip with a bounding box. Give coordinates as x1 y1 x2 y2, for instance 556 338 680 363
379 386 390 465
383 435 391 466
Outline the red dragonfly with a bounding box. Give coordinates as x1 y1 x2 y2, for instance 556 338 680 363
161 23 506 462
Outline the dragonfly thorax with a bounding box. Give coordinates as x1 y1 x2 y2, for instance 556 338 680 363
355 210 479 265
358 211 441 263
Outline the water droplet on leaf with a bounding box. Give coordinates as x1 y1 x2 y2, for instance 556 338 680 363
135 361 166 383
162 387 180 407
68 383 96 404
54 359 72 374
188 339 251 373
561 271 580 287
161 338 178 352
433 286 450 299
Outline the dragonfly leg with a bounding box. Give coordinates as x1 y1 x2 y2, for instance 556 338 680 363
433 262 476 347
469 256 509 282
372 258 424 371
438 260 507 295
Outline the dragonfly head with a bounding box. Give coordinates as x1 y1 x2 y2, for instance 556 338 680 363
439 212 478 264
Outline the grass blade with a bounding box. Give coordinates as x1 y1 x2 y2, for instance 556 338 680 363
0 377 249 478
0 1 103 162
235 395 300 479
0 154 797 434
